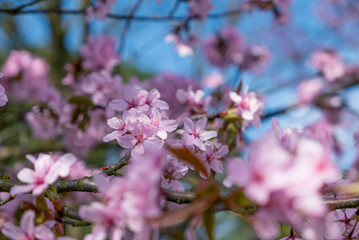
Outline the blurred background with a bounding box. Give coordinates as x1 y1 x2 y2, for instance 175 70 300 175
1 0 359 239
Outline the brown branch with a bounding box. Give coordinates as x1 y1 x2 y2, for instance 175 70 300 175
324 197 359 210
101 152 131 176
0 8 243 22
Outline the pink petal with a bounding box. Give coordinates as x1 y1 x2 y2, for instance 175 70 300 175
183 118 194 133
17 168 36 183
117 134 136 148
2 223 27 240
151 99 169 110
109 99 128 111
103 131 120 142
200 130 217 141
10 184 35 195
21 210 35 237
195 118 208 131
35 224 56 240
32 183 49 196
107 117 124 130
210 160 224 173
34 154 53 178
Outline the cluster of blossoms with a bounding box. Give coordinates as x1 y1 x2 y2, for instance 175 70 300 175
229 85 264 130
10 153 76 196
310 49 346 82
104 85 178 157
180 117 227 179
203 26 270 71
1 51 60 103
0 35 122 157
224 119 341 239
79 145 165 239
2 210 75 240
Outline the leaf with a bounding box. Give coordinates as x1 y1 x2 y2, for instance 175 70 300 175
166 145 209 179
203 206 215 240
148 191 218 228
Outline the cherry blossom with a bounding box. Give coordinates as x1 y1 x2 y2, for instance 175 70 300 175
80 144 164 239
229 85 264 130
81 70 123 107
297 78 324 105
224 121 340 239
80 35 119 71
11 153 76 196
182 117 217 151
1 50 52 102
1 210 74 240
161 154 188 192
310 49 346 82
197 142 228 179
176 87 211 113
109 85 148 112
25 106 61 140
203 26 245 68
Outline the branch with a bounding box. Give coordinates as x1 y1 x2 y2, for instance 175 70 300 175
163 190 195 204
101 152 131 176
119 0 145 53
0 8 243 22
324 197 359 210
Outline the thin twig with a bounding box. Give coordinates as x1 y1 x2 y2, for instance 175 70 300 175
119 0 145 53
0 8 243 22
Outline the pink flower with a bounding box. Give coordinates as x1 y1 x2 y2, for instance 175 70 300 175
1 51 51 102
80 35 119 71
2 210 74 240
25 106 61 140
145 89 169 110
176 87 211 113
201 72 224 89
80 201 124 240
147 108 178 139
11 153 76 196
297 78 324 105
81 70 123 107
310 49 346 82
203 26 245 68
103 116 127 143
86 0 116 22
0 83 8 107
80 144 164 239
198 142 228 179
161 155 188 192
109 85 148 112
182 117 217 151
240 45 271 73
224 121 340 239
229 86 264 130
